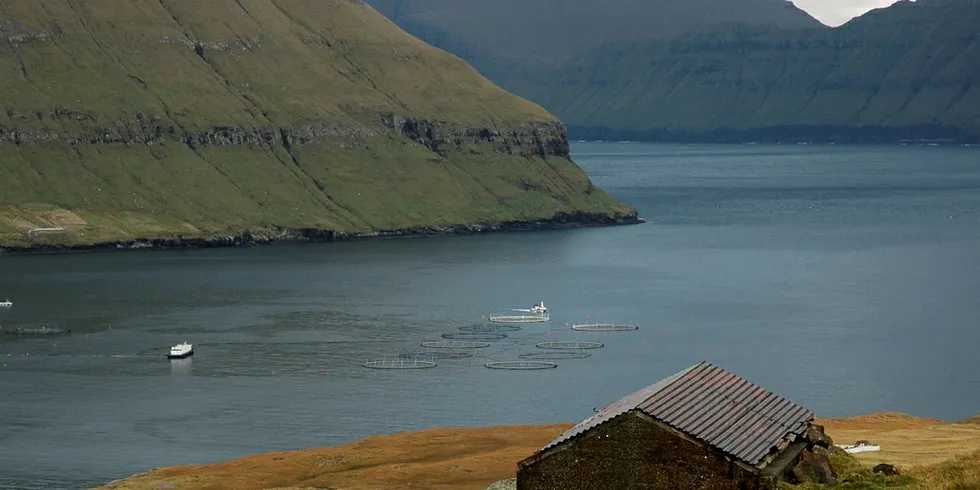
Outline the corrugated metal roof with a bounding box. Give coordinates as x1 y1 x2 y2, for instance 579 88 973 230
538 361 814 467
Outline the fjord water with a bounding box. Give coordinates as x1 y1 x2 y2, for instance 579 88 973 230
2 142 979 488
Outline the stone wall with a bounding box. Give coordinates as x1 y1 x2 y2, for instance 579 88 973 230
516 412 766 490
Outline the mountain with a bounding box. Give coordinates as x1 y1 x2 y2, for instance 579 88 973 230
537 0 980 143
364 0 824 94
365 0 980 144
0 0 636 251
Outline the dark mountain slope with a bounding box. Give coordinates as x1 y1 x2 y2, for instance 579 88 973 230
367 0 822 63
364 0 824 95
0 0 635 250
509 0 980 143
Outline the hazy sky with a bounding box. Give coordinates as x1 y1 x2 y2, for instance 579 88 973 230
793 0 901 27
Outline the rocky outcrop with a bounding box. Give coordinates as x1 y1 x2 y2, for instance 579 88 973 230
1 110 568 157
0 20 51 45
872 463 900 476
380 114 570 158
791 450 838 485
486 478 516 490
806 424 834 450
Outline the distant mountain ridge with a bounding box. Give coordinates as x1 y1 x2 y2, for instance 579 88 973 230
367 0 823 62
547 0 980 143
365 0 824 96
366 0 980 143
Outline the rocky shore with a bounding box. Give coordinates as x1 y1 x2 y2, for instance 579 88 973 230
0 211 643 256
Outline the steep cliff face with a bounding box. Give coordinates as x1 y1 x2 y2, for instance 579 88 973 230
520 0 980 143
0 0 635 250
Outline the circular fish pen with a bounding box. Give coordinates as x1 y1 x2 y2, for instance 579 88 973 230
458 324 522 333
488 314 550 324
420 340 491 349
362 358 437 369
441 332 508 341
1 325 72 336
485 360 558 370
518 350 592 360
570 323 639 332
400 351 473 360
536 340 604 350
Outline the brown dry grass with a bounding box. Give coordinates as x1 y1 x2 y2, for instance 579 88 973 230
97 424 573 490
818 412 980 468
912 449 980 489
40 209 88 227
95 414 980 490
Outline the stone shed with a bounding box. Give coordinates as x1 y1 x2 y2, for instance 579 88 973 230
517 361 829 490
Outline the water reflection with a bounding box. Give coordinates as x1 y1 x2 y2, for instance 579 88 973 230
169 357 192 376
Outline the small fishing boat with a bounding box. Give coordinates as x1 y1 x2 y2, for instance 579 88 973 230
0 299 12 308
512 302 547 314
167 342 194 359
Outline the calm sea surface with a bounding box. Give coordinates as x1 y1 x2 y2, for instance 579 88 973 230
1 142 979 488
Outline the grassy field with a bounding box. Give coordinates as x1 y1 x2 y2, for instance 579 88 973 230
0 141 631 248
95 413 980 490
0 0 634 249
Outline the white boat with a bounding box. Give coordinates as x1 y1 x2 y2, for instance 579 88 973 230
512 302 548 314
167 342 194 359
837 442 881 454
0 299 12 308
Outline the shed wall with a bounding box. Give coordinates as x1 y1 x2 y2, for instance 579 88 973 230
517 413 767 490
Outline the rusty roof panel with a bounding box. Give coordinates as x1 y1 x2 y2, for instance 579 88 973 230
537 361 814 467
539 364 697 453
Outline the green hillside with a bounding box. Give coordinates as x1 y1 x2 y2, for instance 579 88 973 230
0 0 636 250
537 0 980 142
364 0 823 96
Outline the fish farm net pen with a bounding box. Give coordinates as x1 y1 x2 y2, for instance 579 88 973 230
457 324 523 333
440 332 509 341
484 361 558 370
420 340 491 349
1 326 72 336
399 351 475 360
362 359 438 369
518 350 592 360
488 314 550 324
535 340 604 350
570 323 639 332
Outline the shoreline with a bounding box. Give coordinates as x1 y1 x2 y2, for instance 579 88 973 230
0 212 644 257
95 412 980 490
566 124 980 146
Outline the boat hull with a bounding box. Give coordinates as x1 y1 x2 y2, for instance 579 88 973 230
167 350 194 359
